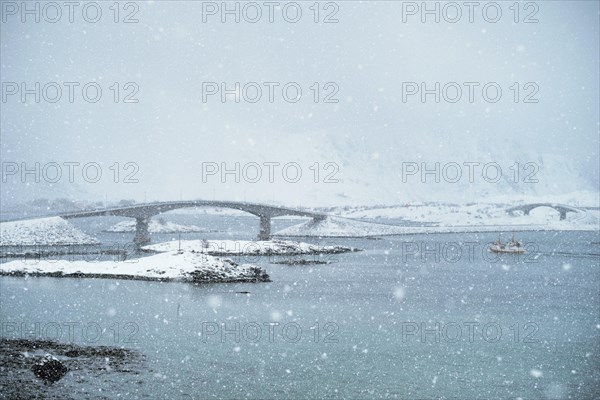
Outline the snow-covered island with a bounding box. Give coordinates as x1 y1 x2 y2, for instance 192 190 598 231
0 217 99 246
142 239 360 255
104 219 216 234
0 250 270 283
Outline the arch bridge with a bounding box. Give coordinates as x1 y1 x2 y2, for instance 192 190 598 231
60 200 325 244
505 203 582 220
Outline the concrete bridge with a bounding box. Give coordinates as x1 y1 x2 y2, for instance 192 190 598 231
60 200 326 244
506 203 582 220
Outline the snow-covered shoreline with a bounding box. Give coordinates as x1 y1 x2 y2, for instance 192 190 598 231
338 203 598 225
0 250 271 283
273 200 600 237
142 239 359 255
274 215 598 238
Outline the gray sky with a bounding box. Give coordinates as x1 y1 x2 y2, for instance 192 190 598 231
1 1 598 206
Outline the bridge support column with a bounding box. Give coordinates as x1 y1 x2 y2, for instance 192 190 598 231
559 211 567 220
133 217 151 246
257 216 271 241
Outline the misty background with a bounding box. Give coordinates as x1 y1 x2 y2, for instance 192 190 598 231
1 1 598 208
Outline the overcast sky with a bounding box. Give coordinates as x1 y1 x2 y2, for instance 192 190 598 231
1 1 598 207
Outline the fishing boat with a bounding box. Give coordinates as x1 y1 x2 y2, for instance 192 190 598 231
489 235 526 254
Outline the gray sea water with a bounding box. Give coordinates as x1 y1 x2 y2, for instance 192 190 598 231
1 215 599 399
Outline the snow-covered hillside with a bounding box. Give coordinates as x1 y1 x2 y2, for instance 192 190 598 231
0 217 98 246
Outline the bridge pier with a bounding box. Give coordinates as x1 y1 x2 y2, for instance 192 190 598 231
133 217 151 246
559 210 567 220
257 216 271 241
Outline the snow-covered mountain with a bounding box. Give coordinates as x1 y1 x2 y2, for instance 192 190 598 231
2 148 597 210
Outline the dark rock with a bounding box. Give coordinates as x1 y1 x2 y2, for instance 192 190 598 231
31 354 68 384
249 266 271 282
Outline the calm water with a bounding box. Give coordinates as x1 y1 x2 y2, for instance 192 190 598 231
1 215 599 399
